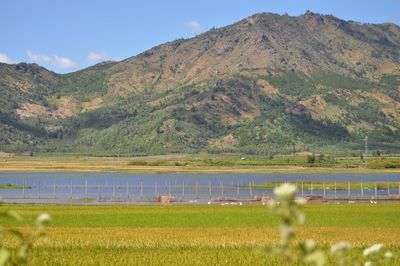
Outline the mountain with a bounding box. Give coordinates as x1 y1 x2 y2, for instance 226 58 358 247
1 11 400 155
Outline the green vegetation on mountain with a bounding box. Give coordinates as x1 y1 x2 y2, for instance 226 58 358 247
1 12 400 155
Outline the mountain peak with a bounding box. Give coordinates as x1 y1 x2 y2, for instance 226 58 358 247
301 10 323 18
1 11 400 155
300 10 326 28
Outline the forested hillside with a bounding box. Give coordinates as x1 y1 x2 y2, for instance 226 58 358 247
1 12 400 155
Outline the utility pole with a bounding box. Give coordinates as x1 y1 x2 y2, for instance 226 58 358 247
364 135 368 165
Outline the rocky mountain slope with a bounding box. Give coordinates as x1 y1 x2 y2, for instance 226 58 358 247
1 11 400 155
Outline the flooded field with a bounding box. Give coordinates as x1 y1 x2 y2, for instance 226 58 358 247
0 172 399 204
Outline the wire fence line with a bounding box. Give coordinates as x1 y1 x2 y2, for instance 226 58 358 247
1 179 400 204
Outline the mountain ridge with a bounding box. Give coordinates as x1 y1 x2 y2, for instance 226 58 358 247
1 11 400 155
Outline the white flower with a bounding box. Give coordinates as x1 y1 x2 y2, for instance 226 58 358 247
304 250 326 266
331 241 352 254
267 199 277 208
305 240 316 251
36 213 51 226
364 261 372 266
363 244 384 256
297 212 305 224
295 197 307 205
274 183 297 200
384 251 393 259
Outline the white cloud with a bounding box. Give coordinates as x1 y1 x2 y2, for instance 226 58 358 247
0 53 12 64
184 20 203 34
87 51 109 62
27 50 52 62
53 56 79 68
27 50 79 69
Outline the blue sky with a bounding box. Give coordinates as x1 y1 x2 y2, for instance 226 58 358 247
1 0 399 73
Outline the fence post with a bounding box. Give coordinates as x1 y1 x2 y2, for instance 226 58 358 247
334 182 337 199
387 183 390 196
375 183 377 197
126 181 129 199
237 180 240 199
361 182 364 197
22 178 26 199
97 182 100 200
69 180 73 206
310 182 313 195
112 183 116 199
221 181 224 198
182 181 185 199
85 179 88 198
38 181 40 199
140 182 143 199
195 181 198 199
209 181 212 200
54 182 56 199
348 182 350 199
70 179 73 199
301 182 304 197
249 182 253 197
323 182 326 197
155 182 158 197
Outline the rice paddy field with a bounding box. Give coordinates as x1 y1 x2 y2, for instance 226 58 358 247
1 204 400 265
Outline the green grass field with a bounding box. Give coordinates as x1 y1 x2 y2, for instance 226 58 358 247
3 205 400 228
2 204 400 265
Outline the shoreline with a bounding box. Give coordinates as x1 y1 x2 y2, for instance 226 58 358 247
1 165 400 174
1 155 400 174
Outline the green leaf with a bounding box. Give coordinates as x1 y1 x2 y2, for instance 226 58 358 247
5 211 23 222
0 247 10 266
304 250 326 266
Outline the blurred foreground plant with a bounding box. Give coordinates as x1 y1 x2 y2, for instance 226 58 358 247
268 183 394 266
0 209 51 265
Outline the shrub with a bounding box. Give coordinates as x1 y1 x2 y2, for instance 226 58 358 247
367 158 400 169
127 160 148 166
307 154 316 164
